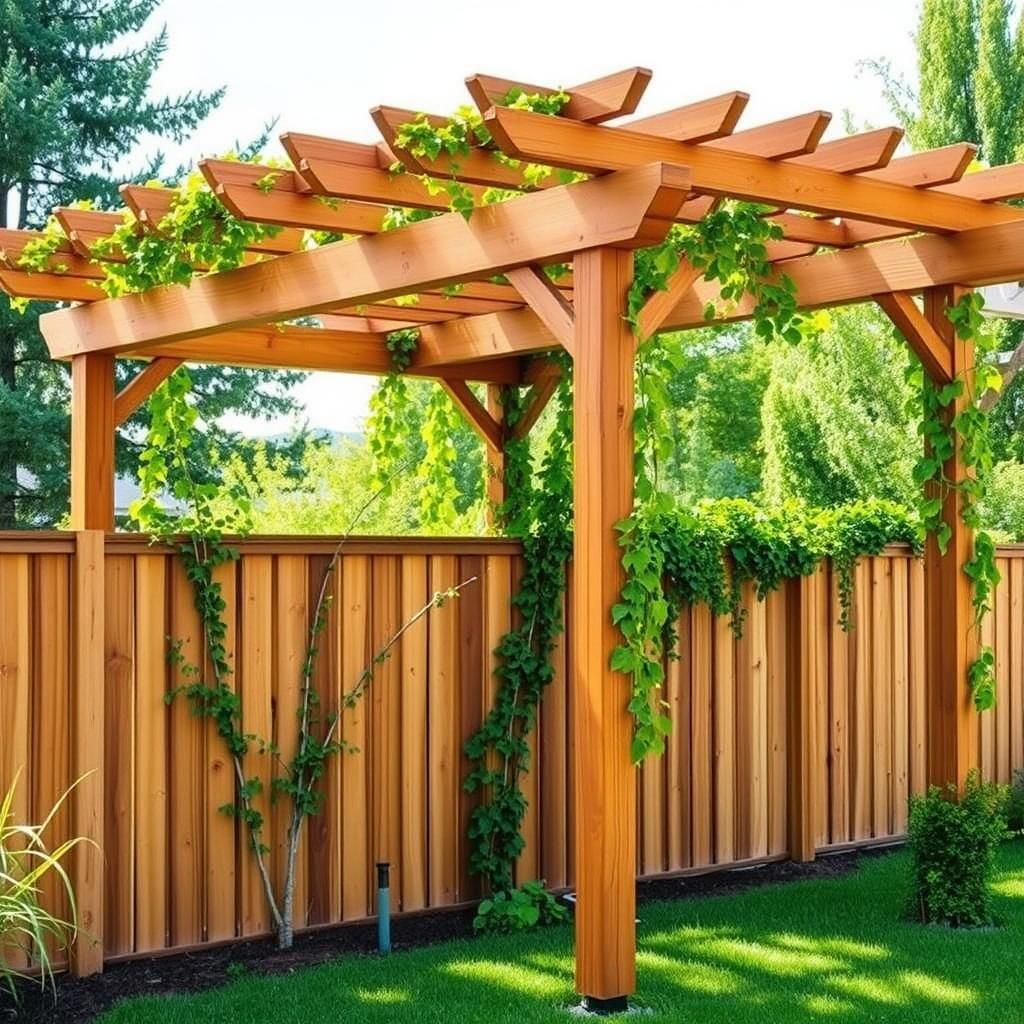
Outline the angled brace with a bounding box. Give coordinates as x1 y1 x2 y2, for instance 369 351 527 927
441 380 505 452
874 291 954 384
505 265 575 355
114 358 183 426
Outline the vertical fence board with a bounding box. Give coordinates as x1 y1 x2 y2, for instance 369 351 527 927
828 573 850 846
456 557 484 899
891 559 910 835
981 593 996 780
541 593 570 887
766 590 788 857
428 556 459 906
274 555 308 930
0 554 31 969
206 560 237 943
240 556 273 937
734 584 754 862
908 557 928 798
996 558 1011 783
690 605 713 867
1011 561 1024 774
400 556 428 911
168 558 204 947
103 556 135 955
871 560 893 837
666 609 691 872
372 557 402 909
341 556 370 921
851 560 872 840
133 555 168 953
713 613 735 864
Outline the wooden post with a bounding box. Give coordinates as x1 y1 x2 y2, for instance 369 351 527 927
70 353 115 531
571 247 636 1011
70 529 105 975
786 574 819 862
484 383 505 528
922 286 979 787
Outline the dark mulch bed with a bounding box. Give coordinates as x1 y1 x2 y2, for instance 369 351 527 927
5 842 900 1024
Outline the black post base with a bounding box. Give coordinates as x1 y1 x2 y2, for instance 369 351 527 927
581 994 630 1016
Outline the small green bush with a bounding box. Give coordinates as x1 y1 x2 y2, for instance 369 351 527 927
473 881 568 935
906 771 1009 927
1008 770 1024 834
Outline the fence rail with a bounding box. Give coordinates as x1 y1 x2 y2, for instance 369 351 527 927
0 533 1021 967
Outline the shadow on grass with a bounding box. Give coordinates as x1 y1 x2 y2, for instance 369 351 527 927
97 842 1024 1024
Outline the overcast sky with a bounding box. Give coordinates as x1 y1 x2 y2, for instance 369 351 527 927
140 0 921 437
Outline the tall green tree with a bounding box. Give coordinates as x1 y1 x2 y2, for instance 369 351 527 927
760 306 919 507
870 0 1024 462
0 0 303 527
872 0 1024 165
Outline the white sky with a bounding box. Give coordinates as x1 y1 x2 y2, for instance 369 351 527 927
141 0 921 437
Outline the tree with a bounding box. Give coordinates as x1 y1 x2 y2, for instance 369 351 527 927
658 325 770 501
872 0 1024 166
760 306 919 507
869 0 1024 430
0 0 303 527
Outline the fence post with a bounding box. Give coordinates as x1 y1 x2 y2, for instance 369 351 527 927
786 573 818 862
70 529 105 975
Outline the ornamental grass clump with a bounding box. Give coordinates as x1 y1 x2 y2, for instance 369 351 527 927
906 771 1009 927
0 774 83 998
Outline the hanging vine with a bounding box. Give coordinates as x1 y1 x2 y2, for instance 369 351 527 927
462 371 573 893
909 291 1003 710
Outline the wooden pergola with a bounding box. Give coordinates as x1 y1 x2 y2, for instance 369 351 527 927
4 65 1024 1010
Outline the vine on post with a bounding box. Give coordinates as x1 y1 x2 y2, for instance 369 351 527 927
462 371 573 894
910 291 1003 710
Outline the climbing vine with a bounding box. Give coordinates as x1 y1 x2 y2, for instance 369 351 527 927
910 291 1003 710
618 202 821 759
131 367 472 949
463 367 573 892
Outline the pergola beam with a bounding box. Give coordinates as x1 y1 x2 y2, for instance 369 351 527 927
40 162 689 358
622 90 749 142
466 67 652 123
485 106 1024 233
127 327 526 383
417 308 557 367
662 214 1024 331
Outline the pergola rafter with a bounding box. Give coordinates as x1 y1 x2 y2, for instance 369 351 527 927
4 66 1023 1004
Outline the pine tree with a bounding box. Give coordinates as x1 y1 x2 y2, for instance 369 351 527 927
0 1 303 526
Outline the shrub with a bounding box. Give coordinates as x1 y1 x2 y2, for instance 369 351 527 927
1008 770 1024 834
906 771 1009 927
473 881 568 934
0 773 84 998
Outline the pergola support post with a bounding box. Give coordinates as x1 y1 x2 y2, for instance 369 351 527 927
921 285 980 788
484 384 505 527
67 350 113 975
571 247 637 1012
69 528 105 976
70 352 116 531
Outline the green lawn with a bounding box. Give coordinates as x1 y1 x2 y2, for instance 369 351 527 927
99 841 1024 1023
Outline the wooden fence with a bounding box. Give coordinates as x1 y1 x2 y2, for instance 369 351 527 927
1 533 1022 967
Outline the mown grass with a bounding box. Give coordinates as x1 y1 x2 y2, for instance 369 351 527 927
98 841 1024 1023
